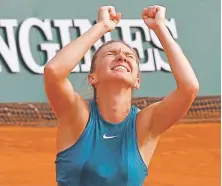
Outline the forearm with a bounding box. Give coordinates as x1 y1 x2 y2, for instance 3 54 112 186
45 22 107 79
154 24 199 91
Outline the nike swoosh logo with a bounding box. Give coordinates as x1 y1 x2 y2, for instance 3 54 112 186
103 134 118 139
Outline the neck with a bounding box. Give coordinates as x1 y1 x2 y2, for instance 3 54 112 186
95 84 132 124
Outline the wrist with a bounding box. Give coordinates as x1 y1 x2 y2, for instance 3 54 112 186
96 22 110 34
152 22 167 33
152 23 172 40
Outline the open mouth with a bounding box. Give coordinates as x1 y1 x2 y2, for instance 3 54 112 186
111 65 130 72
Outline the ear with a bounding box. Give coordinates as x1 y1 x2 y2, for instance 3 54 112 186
88 73 98 86
133 78 140 89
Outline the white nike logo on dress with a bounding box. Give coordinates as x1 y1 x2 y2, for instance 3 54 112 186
103 134 118 139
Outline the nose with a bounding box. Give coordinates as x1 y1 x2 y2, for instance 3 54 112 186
116 52 127 63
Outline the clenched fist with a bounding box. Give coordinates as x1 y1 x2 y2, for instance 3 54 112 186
142 5 166 31
98 6 121 32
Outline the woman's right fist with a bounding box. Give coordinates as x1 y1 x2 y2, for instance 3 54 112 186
98 6 121 32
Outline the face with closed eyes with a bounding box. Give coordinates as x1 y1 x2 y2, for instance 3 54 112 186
89 41 140 89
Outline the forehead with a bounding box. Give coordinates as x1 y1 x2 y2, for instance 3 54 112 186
99 42 134 54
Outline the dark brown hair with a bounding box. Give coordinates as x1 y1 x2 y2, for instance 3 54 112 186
90 40 141 100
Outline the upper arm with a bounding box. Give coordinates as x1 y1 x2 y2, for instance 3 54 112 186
137 88 198 140
150 89 197 136
44 77 74 118
44 67 89 121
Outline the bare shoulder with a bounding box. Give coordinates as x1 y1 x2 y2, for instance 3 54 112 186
136 102 158 129
135 103 160 144
135 104 160 166
56 93 91 153
58 91 90 126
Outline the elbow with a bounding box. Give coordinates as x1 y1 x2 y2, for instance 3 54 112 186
189 82 199 97
188 80 199 93
193 81 200 92
44 63 59 81
179 80 200 97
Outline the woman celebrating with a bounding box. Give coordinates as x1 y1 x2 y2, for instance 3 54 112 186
44 5 199 186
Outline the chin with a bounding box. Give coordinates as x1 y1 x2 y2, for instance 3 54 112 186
104 72 133 86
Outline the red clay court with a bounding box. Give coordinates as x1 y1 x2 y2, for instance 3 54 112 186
0 122 220 186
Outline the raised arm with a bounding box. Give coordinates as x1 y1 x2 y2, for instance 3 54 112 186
137 6 199 139
44 6 121 121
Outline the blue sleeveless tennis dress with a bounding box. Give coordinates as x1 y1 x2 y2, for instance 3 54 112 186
55 100 148 186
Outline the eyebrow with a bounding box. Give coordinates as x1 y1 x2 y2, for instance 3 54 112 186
105 49 135 56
